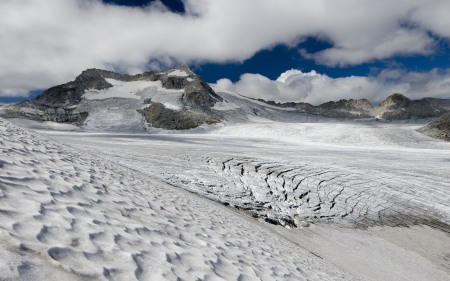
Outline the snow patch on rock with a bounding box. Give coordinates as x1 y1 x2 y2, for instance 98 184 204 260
168 69 190 77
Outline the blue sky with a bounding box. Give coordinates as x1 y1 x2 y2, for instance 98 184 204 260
1 0 450 104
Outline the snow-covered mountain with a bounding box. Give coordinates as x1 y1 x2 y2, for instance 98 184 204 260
3 67 450 134
3 66 223 131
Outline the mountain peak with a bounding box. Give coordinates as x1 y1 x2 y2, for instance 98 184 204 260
418 112 450 141
379 93 410 108
175 64 193 73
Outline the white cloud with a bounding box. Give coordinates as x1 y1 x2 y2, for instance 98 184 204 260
215 68 450 105
302 29 435 67
1 0 450 96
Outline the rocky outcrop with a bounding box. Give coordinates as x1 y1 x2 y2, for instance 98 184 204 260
139 103 219 130
3 101 89 125
376 93 450 120
417 112 450 141
317 98 373 118
183 80 222 109
33 69 124 107
379 93 410 108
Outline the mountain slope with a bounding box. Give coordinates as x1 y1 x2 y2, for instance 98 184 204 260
260 93 450 120
3 67 450 132
418 112 450 141
3 66 222 131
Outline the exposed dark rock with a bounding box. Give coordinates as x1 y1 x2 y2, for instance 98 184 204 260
3 101 88 125
33 68 125 107
159 65 194 90
160 76 190 90
139 103 219 130
378 94 450 120
379 93 410 108
319 99 373 111
183 80 222 109
417 112 450 141
317 99 373 118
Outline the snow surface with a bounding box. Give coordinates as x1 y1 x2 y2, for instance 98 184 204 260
167 69 189 77
43 118 450 281
212 100 241 111
80 99 145 132
0 118 355 280
6 118 81 131
83 79 184 110
83 79 153 100
3 85 450 280
213 88 298 112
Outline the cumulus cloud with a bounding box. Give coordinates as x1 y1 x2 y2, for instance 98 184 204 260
215 68 450 105
1 0 450 96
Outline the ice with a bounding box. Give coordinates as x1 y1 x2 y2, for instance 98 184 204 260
42 118 450 281
0 118 354 280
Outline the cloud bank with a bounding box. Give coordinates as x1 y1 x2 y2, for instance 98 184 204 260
1 0 450 96
216 69 450 105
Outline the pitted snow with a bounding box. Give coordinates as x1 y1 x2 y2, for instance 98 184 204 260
0 118 353 281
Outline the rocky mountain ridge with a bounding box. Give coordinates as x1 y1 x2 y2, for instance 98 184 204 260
3 66 222 129
2 66 450 135
260 93 450 120
417 112 450 141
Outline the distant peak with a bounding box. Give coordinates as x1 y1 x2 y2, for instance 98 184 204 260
379 93 410 108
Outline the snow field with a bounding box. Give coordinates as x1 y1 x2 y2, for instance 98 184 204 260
0 118 355 281
44 119 450 281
